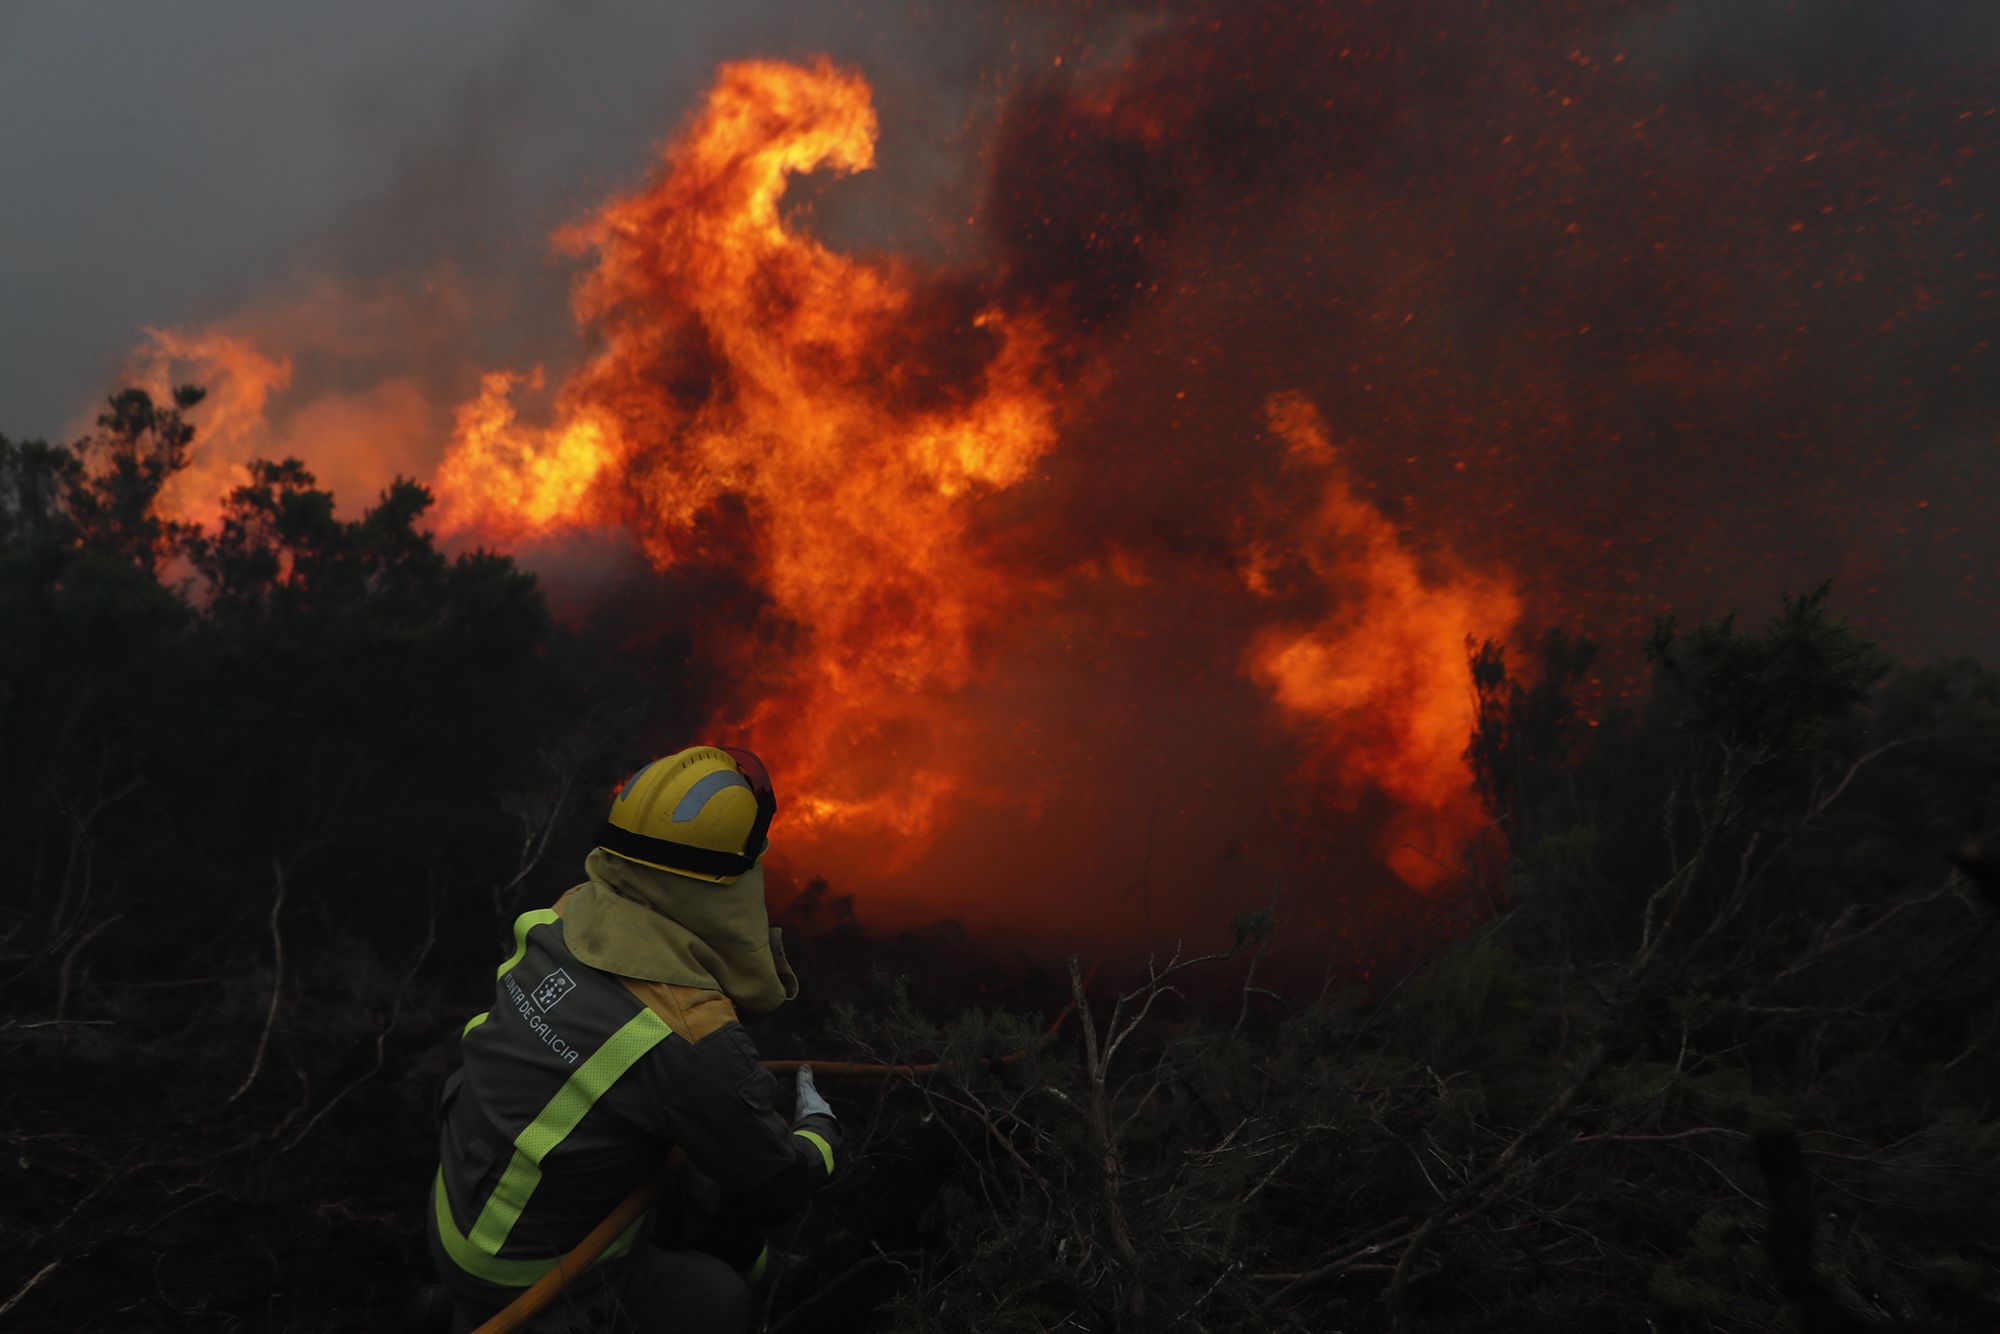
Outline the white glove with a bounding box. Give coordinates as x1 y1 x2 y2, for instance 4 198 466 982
793 1066 834 1125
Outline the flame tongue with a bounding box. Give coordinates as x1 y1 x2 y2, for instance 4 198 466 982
1244 394 1522 889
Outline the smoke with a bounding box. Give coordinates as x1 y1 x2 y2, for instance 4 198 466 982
987 0 1998 666
45 1 2000 951
112 272 495 520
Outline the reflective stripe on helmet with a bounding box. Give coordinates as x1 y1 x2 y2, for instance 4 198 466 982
671 768 752 822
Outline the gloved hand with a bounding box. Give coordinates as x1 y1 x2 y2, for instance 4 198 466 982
793 1065 834 1126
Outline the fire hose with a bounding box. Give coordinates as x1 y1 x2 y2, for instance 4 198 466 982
469 982 1090 1334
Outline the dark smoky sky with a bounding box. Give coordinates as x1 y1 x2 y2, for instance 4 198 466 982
972 0 2000 667
4 0 1996 670
0 0 1027 439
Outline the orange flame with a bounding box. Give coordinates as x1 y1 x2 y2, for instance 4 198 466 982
433 59 1060 852
432 370 617 540
127 328 293 527
1244 393 1521 889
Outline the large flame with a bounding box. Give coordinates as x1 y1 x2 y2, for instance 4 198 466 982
433 59 1060 852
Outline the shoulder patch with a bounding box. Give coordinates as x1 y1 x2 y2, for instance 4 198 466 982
619 978 740 1042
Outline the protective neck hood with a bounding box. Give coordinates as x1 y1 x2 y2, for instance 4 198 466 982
560 848 799 1015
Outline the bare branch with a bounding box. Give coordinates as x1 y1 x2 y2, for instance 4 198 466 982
0 1259 64 1322
1572 1126 1748 1146
280 889 437 1152
228 862 288 1104
54 911 123 1021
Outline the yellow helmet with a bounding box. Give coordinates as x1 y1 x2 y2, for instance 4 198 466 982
596 745 777 883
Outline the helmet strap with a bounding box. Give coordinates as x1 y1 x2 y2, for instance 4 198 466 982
594 822 759 880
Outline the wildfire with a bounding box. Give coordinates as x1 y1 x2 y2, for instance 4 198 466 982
407 57 1521 905
69 0 1994 940
1243 394 1521 889
97 54 1538 926
433 58 1061 851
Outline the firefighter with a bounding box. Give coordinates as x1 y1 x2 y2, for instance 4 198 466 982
426 745 838 1332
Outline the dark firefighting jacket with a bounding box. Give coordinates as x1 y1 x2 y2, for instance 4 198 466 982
430 905 837 1289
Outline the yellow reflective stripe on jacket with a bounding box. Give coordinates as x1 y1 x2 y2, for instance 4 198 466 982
431 1170 646 1287
794 1128 834 1175
496 909 560 978
462 1012 488 1038
466 1007 675 1257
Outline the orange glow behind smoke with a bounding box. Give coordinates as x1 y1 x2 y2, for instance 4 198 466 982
109 277 479 527
434 59 1060 852
1244 394 1521 888
130 328 293 527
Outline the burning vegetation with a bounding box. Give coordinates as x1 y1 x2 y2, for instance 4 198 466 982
3 2 1998 1330
93 0 2000 942
100 0 1995 941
